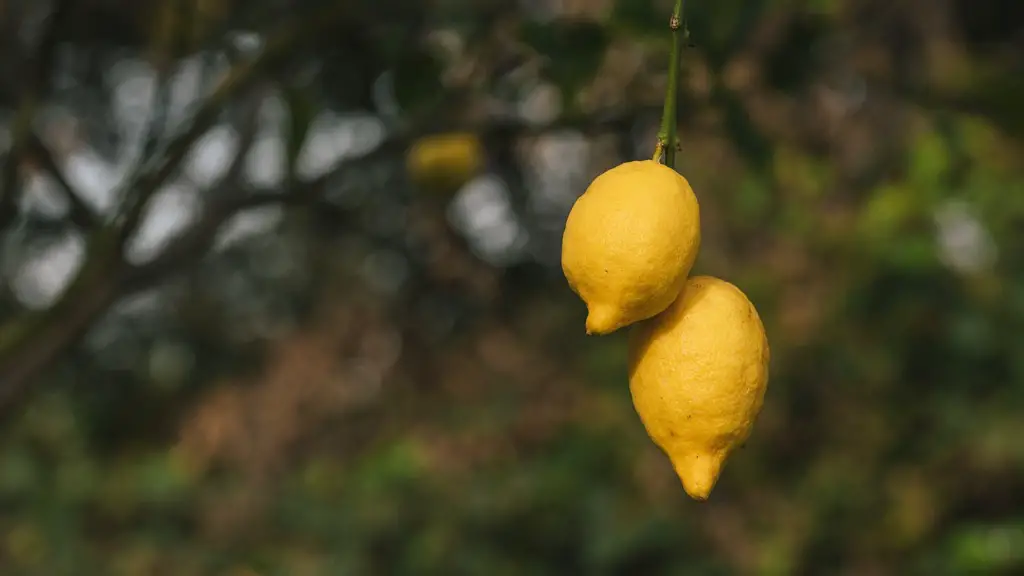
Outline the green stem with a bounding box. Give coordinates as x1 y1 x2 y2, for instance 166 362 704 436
653 0 687 170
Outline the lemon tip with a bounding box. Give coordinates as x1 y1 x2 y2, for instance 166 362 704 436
671 452 724 502
585 307 620 335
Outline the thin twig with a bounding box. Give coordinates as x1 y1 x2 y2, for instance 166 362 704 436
0 0 73 232
125 130 408 289
139 0 182 165
25 132 99 229
138 68 174 167
112 0 350 247
223 90 266 184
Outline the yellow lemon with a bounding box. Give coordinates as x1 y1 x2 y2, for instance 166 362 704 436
628 276 769 501
407 132 483 194
561 160 700 334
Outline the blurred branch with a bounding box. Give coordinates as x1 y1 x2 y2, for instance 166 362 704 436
0 228 124 422
226 89 266 179
0 96 263 421
0 75 648 419
0 0 72 232
112 0 350 247
138 65 174 166
126 131 408 290
25 132 100 229
139 0 184 163
0 0 351 420
126 105 650 289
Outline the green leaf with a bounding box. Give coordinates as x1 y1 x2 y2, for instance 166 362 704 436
609 0 664 39
687 0 767 69
722 90 773 168
949 522 1024 572
908 125 952 191
520 21 610 107
734 173 772 226
391 49 446 115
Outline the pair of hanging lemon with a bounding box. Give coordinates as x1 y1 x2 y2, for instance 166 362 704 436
562 160 770 501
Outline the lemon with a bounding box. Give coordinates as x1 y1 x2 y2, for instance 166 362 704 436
628 276 769 501
561 160 701 334
407 132 484 193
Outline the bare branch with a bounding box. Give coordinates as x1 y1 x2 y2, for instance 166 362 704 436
138 68 174 168
0 0 73 232
0 1 352 418
0 228 125 422
123 104 651 290
0 98 647 419
125 129 408 290
25 132 99 230
111 1 350 247
222 89 266 185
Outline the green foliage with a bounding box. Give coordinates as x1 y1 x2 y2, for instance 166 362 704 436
391 50 447 115
520 21 610 108
609 0 667 40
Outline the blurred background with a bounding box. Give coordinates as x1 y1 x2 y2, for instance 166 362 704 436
0 0 1022 573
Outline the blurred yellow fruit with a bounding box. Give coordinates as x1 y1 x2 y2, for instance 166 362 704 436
628 276 770 501
561 160 700 334
407 132 484 193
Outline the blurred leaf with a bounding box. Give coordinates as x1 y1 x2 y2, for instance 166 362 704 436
908 124 952 192
773 146 830 199
520 21 610 107
687 0 766 68
859 183 921 242
957 65 1024 140
582 333 629 388
722 90 773 168
764 13 828 91
391 49 446 116
0 446 39 496
609 0 665 40
948 522 1024 572
733 173 772 227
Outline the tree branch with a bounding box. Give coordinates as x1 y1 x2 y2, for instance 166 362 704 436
0 0 73 232
0 100 649 420
0 1 351 418
0 227 124 422
125 130 409 290
111 0 350 247
25 132 100 230
125 103 653 289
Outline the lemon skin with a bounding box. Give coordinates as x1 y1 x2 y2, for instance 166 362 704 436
628 276 770 501
561 160 701 334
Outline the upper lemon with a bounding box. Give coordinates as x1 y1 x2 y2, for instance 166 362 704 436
561 160 700 334
628 276 770 501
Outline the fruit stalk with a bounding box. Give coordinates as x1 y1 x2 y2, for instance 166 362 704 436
653 0 687 169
